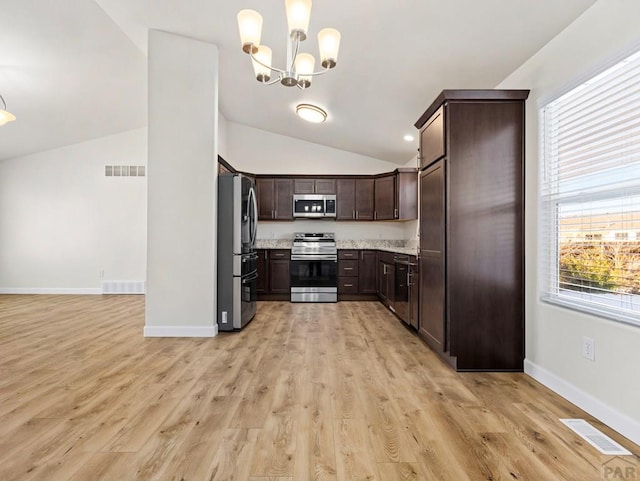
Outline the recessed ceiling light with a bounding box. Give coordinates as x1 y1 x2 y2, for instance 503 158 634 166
296 103 327 123
403 134 414 142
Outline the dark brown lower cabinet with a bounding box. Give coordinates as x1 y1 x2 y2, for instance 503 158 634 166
408 258 419 330
256 249 290 300
419 255 444 350
359 250 377 294
256 249 268 294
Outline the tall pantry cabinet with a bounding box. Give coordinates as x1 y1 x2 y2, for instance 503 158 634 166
415 90 529 371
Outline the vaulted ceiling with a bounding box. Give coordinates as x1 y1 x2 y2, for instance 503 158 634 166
0 0 599 163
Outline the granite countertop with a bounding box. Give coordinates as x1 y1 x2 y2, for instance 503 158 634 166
255 239 419 256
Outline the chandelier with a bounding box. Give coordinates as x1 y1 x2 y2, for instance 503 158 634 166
237 0 341 89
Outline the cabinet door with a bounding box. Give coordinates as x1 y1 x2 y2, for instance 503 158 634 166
419 160 445 350
355 178 374 220
419 255 444 349
359 250 377 294
419 105 445 169
336 179 355 220
269 259 290 294
394 262 409 322
374 175 396 220
409 260 419 330
256 249 269 294
256 178 275 220
294 179 315 194
273 179 293 220
377 260 387 302
315 178 336 194
396 171 418 220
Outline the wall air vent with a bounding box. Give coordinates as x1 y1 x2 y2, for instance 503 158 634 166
102 280 145 294
105 165 146 177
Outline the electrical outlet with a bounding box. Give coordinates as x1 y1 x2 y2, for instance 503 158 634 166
221 311 228 323
582 336 595 361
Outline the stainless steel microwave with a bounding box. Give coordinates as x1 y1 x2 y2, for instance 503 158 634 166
293 194 337 218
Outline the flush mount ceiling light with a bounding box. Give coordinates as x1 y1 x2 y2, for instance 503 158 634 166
296 103 327 123
237 0 341 89
0 94 16 126
403 134 415 142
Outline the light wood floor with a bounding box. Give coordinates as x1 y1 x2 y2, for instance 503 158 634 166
0 296 637 481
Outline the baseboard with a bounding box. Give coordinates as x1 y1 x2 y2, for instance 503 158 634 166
0 287 102 295
524 359 640 446
143 324 218 338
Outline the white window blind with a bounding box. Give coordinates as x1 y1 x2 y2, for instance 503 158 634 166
540 48 640 326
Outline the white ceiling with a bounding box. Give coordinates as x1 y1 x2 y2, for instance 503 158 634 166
0 0 598 163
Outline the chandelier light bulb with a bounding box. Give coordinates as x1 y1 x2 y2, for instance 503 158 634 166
285 0 312 39
237 9 263 53
295 53 315 88
252 45 273 82
318 28 341 68
0 95 16 126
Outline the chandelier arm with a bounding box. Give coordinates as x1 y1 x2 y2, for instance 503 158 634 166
0 95 6 111
264 76 283 86
289 35 300 72
249 51 287 75
304 66 332 77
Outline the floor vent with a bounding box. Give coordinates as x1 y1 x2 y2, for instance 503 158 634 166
560 419 632 455
102 281 145 294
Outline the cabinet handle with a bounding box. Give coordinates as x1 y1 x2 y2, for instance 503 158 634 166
352 210 355 219
344 283 353 287
274 253 284 257
356 211 359 220
374 211 377 220
344 267 353 271
394 208 398 219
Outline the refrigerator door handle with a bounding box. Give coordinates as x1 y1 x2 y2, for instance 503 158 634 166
242 271 259 283
248 186 258 247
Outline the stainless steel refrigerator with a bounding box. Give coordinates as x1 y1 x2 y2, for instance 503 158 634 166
217 173 258 330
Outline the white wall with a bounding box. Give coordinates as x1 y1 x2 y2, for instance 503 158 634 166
0 128 147 293
227 121 402 175
497 0 640 442
218 111 229 160
145 30 219 337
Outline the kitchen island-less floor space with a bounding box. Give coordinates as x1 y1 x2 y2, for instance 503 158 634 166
0 295 637 481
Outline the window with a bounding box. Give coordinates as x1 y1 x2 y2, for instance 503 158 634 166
540 49 640 326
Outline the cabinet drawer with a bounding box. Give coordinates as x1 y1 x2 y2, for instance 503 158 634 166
339 260 359 276
338 250 359 260
269 249 291 260
419 105 446 169
338 277 359 294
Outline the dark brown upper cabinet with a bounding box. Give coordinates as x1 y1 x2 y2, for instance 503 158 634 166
256 178 293 220
294 178 337 194
418 105 445 170
375 170 418 221
336 178 374 220
374 175 395 220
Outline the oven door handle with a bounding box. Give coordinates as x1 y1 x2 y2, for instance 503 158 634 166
291 255 338 261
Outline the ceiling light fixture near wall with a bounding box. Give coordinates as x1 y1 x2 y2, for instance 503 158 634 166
296 104 327 123
403 134 414 142
237 0 341 89
0 94 16 126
